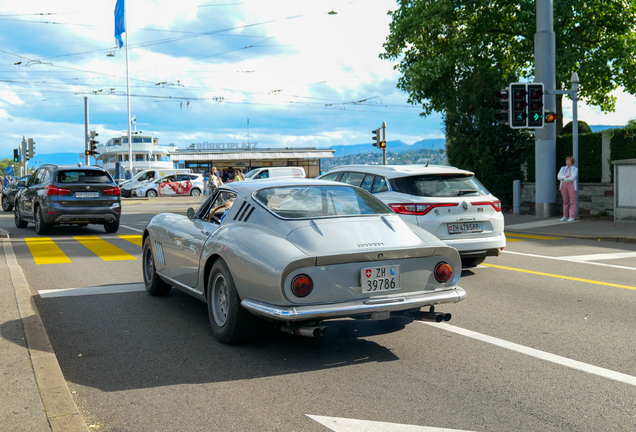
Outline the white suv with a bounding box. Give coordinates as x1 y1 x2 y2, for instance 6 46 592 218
318 164 505 267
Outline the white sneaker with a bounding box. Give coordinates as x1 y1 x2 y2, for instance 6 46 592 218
559 217 567 221
567 218 575 222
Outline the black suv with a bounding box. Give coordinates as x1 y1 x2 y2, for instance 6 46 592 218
14 165 121 235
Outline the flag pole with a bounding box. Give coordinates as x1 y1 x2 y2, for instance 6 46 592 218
125 1 133 175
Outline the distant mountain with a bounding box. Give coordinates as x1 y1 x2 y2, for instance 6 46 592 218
323 138 446 157
14 152 84 167
590 125 624 132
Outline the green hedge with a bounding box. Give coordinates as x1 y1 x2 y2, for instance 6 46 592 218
525 131 604 183
610 128 636 161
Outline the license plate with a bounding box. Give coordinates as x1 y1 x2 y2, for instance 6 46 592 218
75 192 99 198
448 222 483 234
361 265 400 293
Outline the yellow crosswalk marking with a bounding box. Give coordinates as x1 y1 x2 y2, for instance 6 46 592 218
505 237 524 242
24 237 72 265
74 236 137 261
118 235 143 247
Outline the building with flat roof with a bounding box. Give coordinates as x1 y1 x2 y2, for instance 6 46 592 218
172 142 335 178
94 133 176 179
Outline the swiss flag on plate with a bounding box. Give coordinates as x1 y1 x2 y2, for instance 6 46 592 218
365 269 372 278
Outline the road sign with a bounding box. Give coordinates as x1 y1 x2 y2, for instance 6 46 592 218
5 166 14 175
79 153 85 160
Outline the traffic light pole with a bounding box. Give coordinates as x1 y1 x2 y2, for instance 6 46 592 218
534 0 557 217
382 122 387 165
84 97 90 166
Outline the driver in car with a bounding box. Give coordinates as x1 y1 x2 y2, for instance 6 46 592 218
208 196 235 224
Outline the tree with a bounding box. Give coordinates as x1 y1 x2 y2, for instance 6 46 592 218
381 0 636 132
444 67 533 207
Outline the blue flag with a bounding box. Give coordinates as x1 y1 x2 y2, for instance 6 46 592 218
114 0 125 48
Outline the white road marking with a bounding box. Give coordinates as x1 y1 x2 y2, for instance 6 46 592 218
421 322 636 387
39 283 145 298
502 250 636 271
560 252 636 261
120 224 143 232
506 219 570 229
307 415 476 432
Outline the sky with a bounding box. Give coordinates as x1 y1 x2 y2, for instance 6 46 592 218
1 0 635 161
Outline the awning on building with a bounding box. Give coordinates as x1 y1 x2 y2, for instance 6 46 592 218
171 151 334 161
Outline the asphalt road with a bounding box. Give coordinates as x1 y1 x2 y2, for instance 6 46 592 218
2 198 636 432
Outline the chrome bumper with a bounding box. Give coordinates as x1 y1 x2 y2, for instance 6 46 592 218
241 287 466 322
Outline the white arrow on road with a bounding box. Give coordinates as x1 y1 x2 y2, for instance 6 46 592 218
307 415 478 432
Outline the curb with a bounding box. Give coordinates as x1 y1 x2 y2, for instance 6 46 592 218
2 232 89 432
505 229 636 245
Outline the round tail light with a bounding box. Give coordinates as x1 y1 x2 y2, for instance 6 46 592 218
291 274 313 297
434 262 453 283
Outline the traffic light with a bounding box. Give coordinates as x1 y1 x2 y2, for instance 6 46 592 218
372 128 381 148
379 141 386 149
527 83 544 128
85 150 91 156
494 89 509 123
27 138 35 158
545 112 558 123
89 130 99 155
510 83 528 128
13 149 19 163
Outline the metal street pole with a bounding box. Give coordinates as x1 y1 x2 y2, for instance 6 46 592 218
534 0 557 217
125 0 133 175
571 72 579 215
382 121 387 165
84 97 90 166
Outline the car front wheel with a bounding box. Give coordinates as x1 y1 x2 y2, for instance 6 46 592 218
14 205 27 228
142 237 172 296
207 259 257 344
2 195 13 212
146 190 158 198
34 205 50 235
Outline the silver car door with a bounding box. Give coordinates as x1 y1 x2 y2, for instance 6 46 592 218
164 218 214 289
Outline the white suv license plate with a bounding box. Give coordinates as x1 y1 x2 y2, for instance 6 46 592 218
448 222 483 234
361 265 401 293
76 192 99 198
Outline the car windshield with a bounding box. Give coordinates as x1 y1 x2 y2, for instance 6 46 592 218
57 170 114 184
390 174 489 197
253 185 390 219
244 169 259 179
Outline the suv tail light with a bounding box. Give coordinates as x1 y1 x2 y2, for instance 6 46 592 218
103 187 121 195
389 203 458 216
434 262 453 283
471 200 501 212
45 185 72 195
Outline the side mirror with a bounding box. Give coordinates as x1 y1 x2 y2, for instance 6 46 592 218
187 208 195 220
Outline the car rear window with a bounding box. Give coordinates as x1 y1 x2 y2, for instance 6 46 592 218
57 170 114 184
253 185 390 219
390 174 489 197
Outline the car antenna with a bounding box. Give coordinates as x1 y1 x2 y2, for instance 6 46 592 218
425 140 435 167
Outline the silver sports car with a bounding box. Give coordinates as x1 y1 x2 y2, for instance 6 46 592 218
142 178 466 344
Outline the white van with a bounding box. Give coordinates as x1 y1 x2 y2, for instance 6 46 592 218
243 167 305 180
120 169 192 197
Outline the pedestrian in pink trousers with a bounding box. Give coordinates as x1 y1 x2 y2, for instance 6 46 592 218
557 156 578 222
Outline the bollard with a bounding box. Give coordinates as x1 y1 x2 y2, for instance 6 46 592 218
513 180 521 215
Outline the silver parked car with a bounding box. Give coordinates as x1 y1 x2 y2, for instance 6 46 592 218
142 178 466 344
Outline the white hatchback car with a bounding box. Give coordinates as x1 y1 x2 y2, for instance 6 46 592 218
132 173 204 198
318 164 505 267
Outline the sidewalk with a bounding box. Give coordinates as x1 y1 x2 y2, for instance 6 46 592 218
1 230 88 432
504 212 636 244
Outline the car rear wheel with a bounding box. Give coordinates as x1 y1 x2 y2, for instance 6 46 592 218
207 259 257 344
34 205 50 235
104 219 120 233
142 237 171 296
461 257 485 268
146 190 157 198
2 195 13 212
14 205 27 228
190 188 201 196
